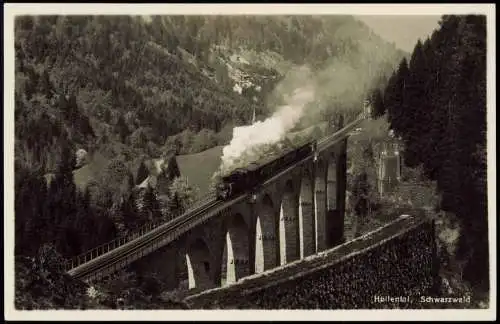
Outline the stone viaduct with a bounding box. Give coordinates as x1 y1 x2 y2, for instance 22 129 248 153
134 131 348 292
66 109 369 296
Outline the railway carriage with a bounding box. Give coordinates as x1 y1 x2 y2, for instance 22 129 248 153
216 141 317 200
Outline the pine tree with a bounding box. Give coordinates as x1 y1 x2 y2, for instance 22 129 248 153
453 15 488 288
73 188 93 252
165 155 181 180
121 190 140 231
37 70 53 98
135 160 149 185
393 57 410 134
45 139 78 257
168 191 182 217
115 115 130 143
127 171 135 191
412 38 435 173
103 108 112 124
371 88 385 119
15 167 48 256
142 184 161 222
15 167 31 255
95 211 118 245
404 38 438 168
352 172 370 220
385 58 409 135
384 71 398 127
157 168 172 197
67 93 80 123
57 93 69 118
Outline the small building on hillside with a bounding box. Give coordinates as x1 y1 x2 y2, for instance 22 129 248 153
135 154 181 210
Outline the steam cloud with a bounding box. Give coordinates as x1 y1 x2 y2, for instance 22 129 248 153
216 37 395 177
219 85 316 176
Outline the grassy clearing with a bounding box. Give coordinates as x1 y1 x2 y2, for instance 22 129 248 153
176 145 224 197
69 145 223 198
73 151 110 191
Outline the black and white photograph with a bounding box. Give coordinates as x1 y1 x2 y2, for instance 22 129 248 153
4 3 496 321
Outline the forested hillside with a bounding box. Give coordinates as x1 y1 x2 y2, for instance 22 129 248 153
378 15 488 291
14 15 404 267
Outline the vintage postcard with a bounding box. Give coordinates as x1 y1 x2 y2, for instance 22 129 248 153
3 3 496 321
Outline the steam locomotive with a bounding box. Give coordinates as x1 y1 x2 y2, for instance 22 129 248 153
216 141 317 200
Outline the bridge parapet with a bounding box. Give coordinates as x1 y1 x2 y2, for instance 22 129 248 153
65 191 217 271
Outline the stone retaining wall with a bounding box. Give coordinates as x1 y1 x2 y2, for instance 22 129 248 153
185 214 437 309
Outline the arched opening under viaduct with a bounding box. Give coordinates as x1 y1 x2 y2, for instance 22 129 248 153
326 154 347 248
221 213 250 286
279 180 299 265
315 168 327 252
327 159 337 211
255 194 278 274
186 238 214 290
299 172 314 259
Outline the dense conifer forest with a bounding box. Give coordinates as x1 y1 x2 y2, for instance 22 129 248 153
376 15 488 290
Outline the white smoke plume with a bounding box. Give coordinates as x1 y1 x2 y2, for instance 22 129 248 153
219 84 316 176
215 38 393 178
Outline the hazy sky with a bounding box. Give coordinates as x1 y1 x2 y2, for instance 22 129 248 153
356 15 442 52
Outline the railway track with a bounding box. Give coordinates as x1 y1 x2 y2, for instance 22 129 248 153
69 202 214 280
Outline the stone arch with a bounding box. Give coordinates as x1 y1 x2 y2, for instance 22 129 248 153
221 213 250 286
315 165 327 252
255 194 278 273
186 238 214 290
327 158 338 211
299 170 315 258
279 180 299 265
